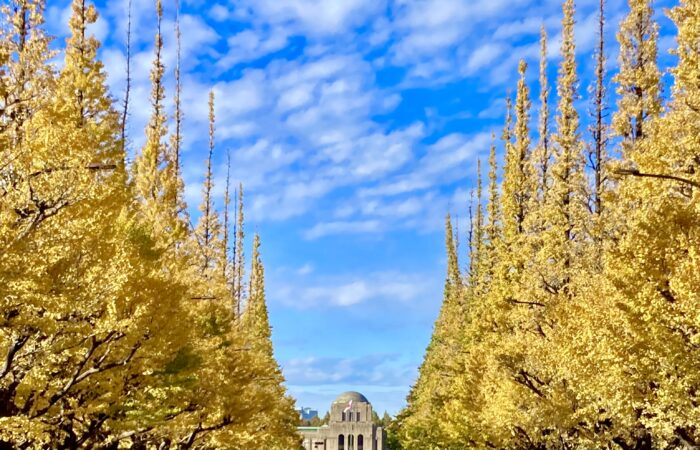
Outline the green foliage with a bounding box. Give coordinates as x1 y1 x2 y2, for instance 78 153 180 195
163 346 202 375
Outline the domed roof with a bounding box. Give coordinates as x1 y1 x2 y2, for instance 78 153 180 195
333 391 369 404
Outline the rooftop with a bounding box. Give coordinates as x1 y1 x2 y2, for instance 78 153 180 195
333 391 369 404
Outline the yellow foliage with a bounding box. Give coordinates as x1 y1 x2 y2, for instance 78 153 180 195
398 0 700 448
0 0 300 447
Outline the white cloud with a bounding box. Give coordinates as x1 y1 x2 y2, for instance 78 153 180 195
175 15 220 68
274 271 432 308
304 220 383 240
465 43 506 74
385 0 538 81
423 132 490 176
478 98 507 119
277 83 315 112
212 73 266 116
360 132 490 198
94 0 624 240
208 4 231 22
297 264 315 276
494 16 543 40
216 28 290 70
319 187 472 238
101 48 128 90
574 8 603 55
172 50 423 223
283 354 414 387
388 1 471 66
232 0 386 35
248 179 335 221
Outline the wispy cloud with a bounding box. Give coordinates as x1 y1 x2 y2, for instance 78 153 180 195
229 0 387 35
297 263 315 275
305 220 383 240
272 271 433 309
359 132 491 198
283 354 414 386
85 0 651 240
216 28 290 70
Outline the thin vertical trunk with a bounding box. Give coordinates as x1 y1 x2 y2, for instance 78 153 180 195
234 185 245 318
539 26 550 202
468 189 474 277
223 150 231 280
592 0 606 215
173 0 182 176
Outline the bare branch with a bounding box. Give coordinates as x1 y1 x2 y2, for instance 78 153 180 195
121 0 132 154
615 168 700 189
0 333 30 379
675 427 700 449
515 369 546 398
28 163 117 179
32 335 138 418
506 298 546 308
179 416 234 449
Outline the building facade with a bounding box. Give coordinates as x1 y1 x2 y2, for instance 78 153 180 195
298 407 319 421
299 392 386 450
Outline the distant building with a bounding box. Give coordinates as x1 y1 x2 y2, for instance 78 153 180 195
298 406 319 421
299 391 386 450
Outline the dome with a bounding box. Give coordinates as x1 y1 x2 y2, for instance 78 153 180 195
333 391 369 404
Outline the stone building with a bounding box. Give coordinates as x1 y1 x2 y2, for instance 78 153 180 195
299 391 386 450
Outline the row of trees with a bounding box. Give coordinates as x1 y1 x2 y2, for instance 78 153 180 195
0 0 300 448
396 0 700 448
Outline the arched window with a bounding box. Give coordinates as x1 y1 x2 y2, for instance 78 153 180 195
348 434 354 450
358 435 364 450
338 434 344 450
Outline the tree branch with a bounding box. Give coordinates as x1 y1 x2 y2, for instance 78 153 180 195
178 416 233 449
515 369 546 398
0 333 30 380
675 427 700 450
32 334 138 418
507 298 546 308
92 425 157 450
615 168 700 189
28 163 117 179
75 413 110 447
540 275 559 295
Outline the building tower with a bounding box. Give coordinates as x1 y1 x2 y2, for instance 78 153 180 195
299 391 386 450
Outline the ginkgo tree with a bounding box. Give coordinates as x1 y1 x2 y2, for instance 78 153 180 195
1 0 300 447
398 0 700 448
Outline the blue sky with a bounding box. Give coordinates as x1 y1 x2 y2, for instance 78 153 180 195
45 0 678 415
